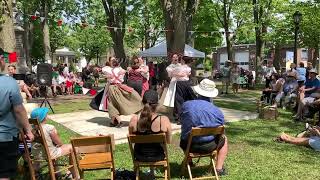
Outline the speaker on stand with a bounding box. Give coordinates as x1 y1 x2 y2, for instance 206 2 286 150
37 63 54 113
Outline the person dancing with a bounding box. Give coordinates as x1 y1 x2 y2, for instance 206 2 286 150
127 56 144 95
163 54 193 122
103 58 143 128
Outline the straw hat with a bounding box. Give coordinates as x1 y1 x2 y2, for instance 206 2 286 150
309 69 318 75
193 79 219 98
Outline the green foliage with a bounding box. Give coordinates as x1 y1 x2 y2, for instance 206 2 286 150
65 25 112 61
193 0 222 54
30 20 45 64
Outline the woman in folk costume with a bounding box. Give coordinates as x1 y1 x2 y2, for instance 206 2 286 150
98 57 113 112
163 54 193 115
127 56 144 95
138 57 150 96
174 56 197 122
104 58 143 128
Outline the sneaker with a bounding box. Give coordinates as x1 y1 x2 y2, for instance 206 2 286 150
216 168 228 176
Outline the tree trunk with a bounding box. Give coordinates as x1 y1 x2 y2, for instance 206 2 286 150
0 0 16 52
23 17 31 66
185 0 199 46
313 46 319 69
273 44 281 70
41 0 51 63
223 0 232 61
225 30 233 61
253 0 261 74
161 0 186 57
110 30 126 59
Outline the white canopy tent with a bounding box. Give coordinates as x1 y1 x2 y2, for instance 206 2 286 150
139 41 205 58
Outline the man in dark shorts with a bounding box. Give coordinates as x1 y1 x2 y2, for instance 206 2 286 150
0 48 34 179
179 89 228 175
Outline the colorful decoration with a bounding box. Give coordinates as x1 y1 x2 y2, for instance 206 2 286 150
31 15 38 21
89 89 97 96
57 19 63 26
3 52 17 63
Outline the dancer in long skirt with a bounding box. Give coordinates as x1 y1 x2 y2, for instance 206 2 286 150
104 58 143 127
163 54 182 108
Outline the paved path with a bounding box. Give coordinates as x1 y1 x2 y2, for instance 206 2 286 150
50 108 258 144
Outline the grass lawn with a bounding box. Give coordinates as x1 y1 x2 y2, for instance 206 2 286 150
30 89 320 179
48 99 92 114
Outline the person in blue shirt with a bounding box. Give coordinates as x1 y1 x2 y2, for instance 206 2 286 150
294 69 320 120
0 48 34 180
296 62 306 83
180 79 228 175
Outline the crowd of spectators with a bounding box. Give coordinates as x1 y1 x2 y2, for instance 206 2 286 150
260 62 320 119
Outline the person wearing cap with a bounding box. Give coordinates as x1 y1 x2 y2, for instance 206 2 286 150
0 48 34 180
294 69 320 121
274 72 298 108
180 79 228 176
129 90 172 162
30 107 78 178
221 60 231 94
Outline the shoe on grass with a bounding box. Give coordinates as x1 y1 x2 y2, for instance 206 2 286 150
216 168 227 176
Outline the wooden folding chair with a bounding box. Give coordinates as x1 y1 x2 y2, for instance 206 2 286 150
20 118 78 180
127 133 170 180
71 135 116 179
181 126 225 180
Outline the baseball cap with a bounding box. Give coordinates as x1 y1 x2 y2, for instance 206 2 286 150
30 107 49 122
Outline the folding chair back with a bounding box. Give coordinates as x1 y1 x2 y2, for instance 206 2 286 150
181 126 225 180
127 133 170 180
21 119 77 180
71 135 115 179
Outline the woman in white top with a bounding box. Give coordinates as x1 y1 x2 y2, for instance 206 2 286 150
103 58 143 127
163 54 191 108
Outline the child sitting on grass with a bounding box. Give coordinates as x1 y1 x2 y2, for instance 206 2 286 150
30 107 78 179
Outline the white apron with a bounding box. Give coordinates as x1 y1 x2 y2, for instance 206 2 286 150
163 80 177 107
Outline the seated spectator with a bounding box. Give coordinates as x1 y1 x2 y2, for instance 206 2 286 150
275 72 298 108
286 63 298 79
30 107 77 178
296 62 306 84
129 90 172 162
260 73 281 104
8 65 33 99
276 126 320 151
180 87 228 175
294 69 320 121
193 78 218 103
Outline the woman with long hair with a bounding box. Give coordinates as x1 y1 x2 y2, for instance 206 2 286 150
129 90 172 162
104 58 143 127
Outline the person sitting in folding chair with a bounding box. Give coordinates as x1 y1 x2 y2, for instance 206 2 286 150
129 90 172 162
30 107 78 179
180 80 228 176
